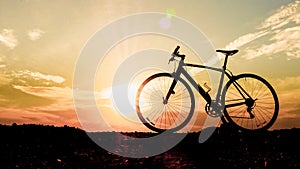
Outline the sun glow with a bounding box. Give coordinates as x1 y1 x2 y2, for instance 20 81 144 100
0 1 299 131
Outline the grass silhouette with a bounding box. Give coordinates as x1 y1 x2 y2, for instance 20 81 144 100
0 124 299 169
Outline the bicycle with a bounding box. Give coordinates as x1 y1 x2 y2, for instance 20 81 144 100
135 46 279 133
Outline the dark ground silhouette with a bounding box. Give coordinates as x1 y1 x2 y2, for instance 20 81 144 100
0 124 299 169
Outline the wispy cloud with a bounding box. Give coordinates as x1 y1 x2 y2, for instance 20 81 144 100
73 88 111 109
13 85 73 111
0 29 18 49
28 29 45 41
0 85 80 127
225 30 268 50
225 1 300 60
244 26 300 59
29 71 65 83
258 1 300 30
14 70 65 84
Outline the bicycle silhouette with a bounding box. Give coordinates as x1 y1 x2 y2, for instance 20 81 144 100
136 46 279 132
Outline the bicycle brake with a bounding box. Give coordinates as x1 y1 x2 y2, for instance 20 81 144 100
168 56 175 64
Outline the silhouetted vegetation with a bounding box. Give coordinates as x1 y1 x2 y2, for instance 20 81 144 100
0 124 299 169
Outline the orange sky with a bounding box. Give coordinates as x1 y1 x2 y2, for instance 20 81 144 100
0 0 299 131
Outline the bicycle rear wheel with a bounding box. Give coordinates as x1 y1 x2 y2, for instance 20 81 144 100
136 73 195 133
222 73 279 131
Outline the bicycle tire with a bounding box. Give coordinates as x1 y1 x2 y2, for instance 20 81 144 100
136 73 195 133
222 73 279 131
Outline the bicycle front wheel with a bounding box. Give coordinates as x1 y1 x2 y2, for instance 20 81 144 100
222 73 279 131
136 73 195 133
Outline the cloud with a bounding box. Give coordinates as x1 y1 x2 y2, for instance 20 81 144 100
28 29 45 41
0 55 8 71
0 29 18 49
243 26 300 59
98 87 112 99
0 85 80 127
12 85 73 111
29 71 65 83
73 88 110 109
225 30 268 50
14 70 65 84
225 1 300 60
13 85 69 98
258 1 300 30
0 72 12 86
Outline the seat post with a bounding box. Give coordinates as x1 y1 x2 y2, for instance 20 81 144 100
223 55 229 70
216 49 238 70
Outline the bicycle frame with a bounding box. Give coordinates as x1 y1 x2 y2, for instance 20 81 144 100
164 60 223 104
164 59 253 108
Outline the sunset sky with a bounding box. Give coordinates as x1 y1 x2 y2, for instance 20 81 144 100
0 0 299 131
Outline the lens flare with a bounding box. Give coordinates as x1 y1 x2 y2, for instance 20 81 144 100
166 8 176 19
160 17 171 29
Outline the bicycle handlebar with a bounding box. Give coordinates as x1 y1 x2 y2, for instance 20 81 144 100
174 46 180 54
169 46 185 64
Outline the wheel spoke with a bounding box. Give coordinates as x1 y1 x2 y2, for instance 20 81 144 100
224 74 278 131
136 73 194 132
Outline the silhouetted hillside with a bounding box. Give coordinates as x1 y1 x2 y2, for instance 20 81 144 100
0 124 299 169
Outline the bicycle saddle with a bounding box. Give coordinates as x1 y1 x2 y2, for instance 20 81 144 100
216 49 239 56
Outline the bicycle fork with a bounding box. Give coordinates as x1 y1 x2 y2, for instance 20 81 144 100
163 73 179 104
